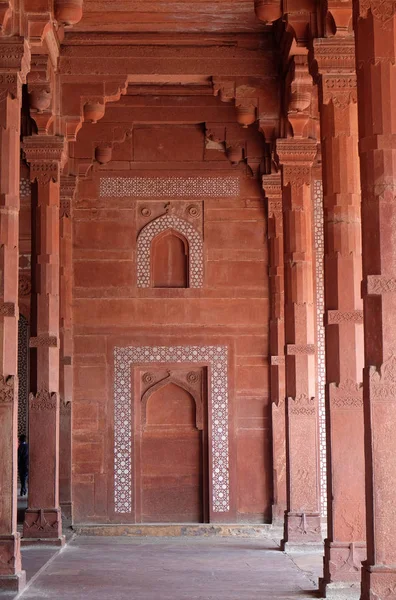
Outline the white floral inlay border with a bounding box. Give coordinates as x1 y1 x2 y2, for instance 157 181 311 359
100 176 239 198
314 180 327 518
137 214 203 288
114 345 229 514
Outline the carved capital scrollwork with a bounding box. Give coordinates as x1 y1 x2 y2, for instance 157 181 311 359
23 135 66 185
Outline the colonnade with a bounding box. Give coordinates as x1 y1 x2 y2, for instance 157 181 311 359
1 3 396 600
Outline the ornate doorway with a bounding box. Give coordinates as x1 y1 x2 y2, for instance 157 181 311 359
134 367 208 523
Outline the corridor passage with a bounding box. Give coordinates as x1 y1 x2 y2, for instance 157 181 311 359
18 536 318 600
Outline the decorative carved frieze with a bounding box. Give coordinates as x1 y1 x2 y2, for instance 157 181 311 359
29 388 58 411
369 355 396 401
314 37 356 72
366 275 396 295
288 394 316 416
0 302 16 317
329 379 363 409
100 176 239 199
359 0 395 25
0 375 16 403
327 310 364 324
286 344 316 355
29 335 58 348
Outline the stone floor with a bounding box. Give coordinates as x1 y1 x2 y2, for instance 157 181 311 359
9 536 322 600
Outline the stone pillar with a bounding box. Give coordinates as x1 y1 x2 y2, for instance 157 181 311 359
0 37 30 593
22 135 66 544
353 3 396 598
59 175 75 524
314 36 366 594
262 173 287 524
276 138 322 547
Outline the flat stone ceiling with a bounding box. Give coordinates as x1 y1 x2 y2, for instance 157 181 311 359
72 0 268 33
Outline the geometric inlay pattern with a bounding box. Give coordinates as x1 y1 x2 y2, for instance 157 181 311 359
114 345 229 514
100 176 239 198
20 177 31 198
314 179 327 518
137 215 203 288
17 315 29 437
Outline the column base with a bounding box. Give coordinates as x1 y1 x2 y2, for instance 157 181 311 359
320 540 366 592
60 501 73 526
21 535 65 547
319 581 361 599
23 507 63 540
281 511 322 547
0 571 26 592
0 533 25 592
271 504 286 527
361 563 396 600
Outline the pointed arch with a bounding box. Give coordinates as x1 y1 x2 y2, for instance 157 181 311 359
136 214 203 288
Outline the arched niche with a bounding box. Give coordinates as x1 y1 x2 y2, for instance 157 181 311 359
141 376 203 430
151 229 188 289
136 213 203 288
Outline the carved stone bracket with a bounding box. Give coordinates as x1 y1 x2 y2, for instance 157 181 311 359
276 139 317 187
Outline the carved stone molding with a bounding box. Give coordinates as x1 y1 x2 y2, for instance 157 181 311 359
359 1 395 25
286 344 316 355
0 375 16 403
0 302 16 317
276 139 317 166
366 275 396 295
262 173 282 198
29 388 58 411
314 37 356 73
286 512 322 542
322 74 357 108
288 394 316 416
329 379 363 409
29 335 58 348
18 274 31 297
327 310 364 324
327 542 367 581
369 355 396 401
282 165 312 187
271 355 285 366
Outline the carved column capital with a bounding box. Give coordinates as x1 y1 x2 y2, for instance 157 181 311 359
276 139 317 187
358 1 396 24
23 135 66 184
262 173 282 216
0 37 31 99
314 38 357 107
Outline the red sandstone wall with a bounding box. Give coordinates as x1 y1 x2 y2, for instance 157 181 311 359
72 114 271 524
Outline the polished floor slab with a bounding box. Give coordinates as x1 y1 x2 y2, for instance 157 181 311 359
17 536 319 600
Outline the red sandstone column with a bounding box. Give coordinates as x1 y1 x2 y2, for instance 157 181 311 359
59 175 76 524
276 138 322 546
314 36 366 593
0 37 30 592
353 3 396 598
22 135 66 544
262 173 287 524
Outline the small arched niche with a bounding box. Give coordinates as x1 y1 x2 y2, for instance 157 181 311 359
151 229 188 289
145 382 196 428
